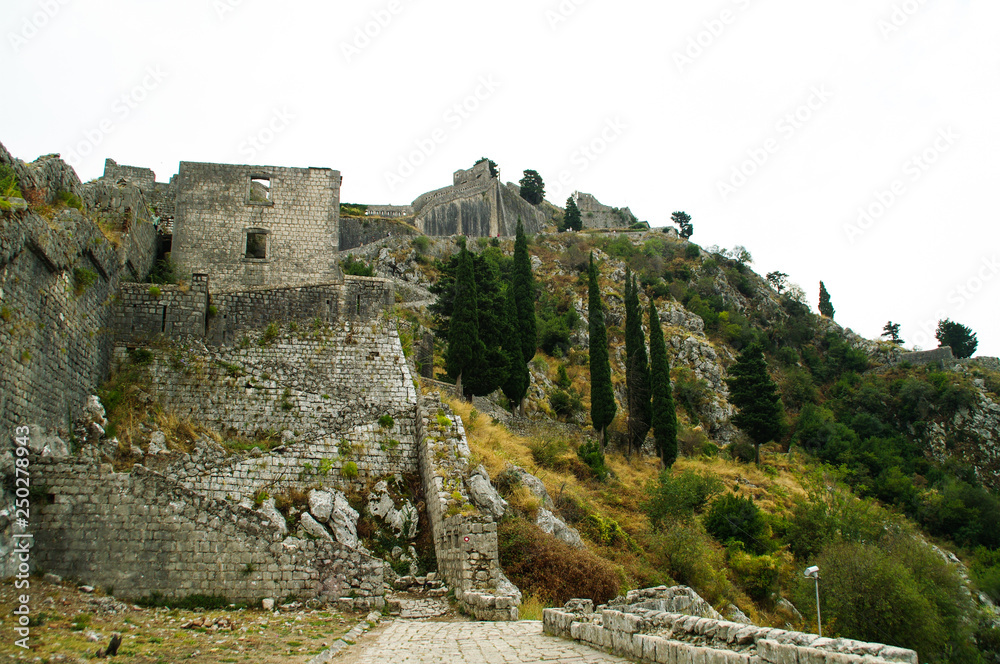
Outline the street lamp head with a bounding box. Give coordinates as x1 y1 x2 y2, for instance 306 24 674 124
804 566 820 578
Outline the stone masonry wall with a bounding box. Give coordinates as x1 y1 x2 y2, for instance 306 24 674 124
543 600 919 664
0 143 158 443
117 317 416 442
416 394 520 620
114 274 210 342
32 459 384 606
339 217 417 252
171 161 341 293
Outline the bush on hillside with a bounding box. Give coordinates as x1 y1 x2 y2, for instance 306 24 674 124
644 469 722 527
704 494 770 555
498 516 619 605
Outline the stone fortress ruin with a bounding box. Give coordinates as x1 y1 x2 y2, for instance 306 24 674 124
0 143 915 662
0 144 530 619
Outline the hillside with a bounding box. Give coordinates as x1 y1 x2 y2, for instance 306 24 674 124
350 228 1000 662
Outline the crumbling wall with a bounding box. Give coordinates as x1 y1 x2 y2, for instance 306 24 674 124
171 161 341 292
339 217 417 251
32 459 384 606
116 317 416 442
416 394 520 620
573 191 638 229
0 143 157 442
543 593 919 664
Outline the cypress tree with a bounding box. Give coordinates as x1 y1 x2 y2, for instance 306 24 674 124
564 196 582 231
818 281 835 319
512 219 537 364
726 343 783 465
624 271 651 457
500 284 530 413
446 248 484 399
649 300 678 467
588 253 616 452
465 248 507 397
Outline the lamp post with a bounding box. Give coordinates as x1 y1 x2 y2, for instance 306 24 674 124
804 566 821 637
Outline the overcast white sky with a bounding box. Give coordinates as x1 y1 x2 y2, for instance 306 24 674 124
3 0 997 355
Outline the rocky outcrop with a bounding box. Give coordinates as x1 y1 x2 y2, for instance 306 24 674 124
467 465 508 520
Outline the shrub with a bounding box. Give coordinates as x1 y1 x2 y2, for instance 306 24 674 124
673 368 711 422
412 235 431 254
529 436 568 469
341 254 374 277
0 164 23 199
704 494 770 554
259 323 280 346
803 541 946 656
651 522 734 605
498 516 620 605
549 389 582 417
684 244 700 259
341 461 359 479
581 514 638 551
644 469 723 527
57 190 84 211
378 414 395 429
72 267 98 296
147 285 161 297
148 257 180 284
577 441 609 481
728 550 779 603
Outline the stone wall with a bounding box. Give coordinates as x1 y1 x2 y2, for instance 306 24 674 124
339 217 417 252
0 143 158 442
416 394 520 620
900 346 956 367
543 597 918 664
114 274 210 342
32 459 384 606
413 177 547 238
573 192 638 230
171 161 341 293
102 158 156 192
116 317 416 443
365 205 414 218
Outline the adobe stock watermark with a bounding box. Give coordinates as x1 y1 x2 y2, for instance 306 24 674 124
213 0 249 21
673 0 754 74
877 0 930 40
547 117 629 201
842 126 958 244
238 107 295 161
545 0 590 31
383 75 501 191
64 66 169 169
340 0 410 64
8 0 71 53
716 85 833 202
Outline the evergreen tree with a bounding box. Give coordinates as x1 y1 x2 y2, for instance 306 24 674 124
500 283 530 413
446 248 484 399
726 343 783 465
465 247 508 397
818 281 835 319
564 196 582 232
936 319 978 359
624 270 651 457
882 321 904 345
588 253 617 452
649 300 678 467
672 211 693 239
512 219 537 363
518 170 545 205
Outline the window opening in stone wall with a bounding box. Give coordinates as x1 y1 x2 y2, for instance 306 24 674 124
356 294 362 314
249 176 272 203
246 232 267 259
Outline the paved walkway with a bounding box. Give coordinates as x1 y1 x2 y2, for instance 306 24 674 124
335 619 632 663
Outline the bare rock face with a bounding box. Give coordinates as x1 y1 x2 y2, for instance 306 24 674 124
367 480 418 540
298 512 333 542
536 507 585 549
467 466 507 520
508 466 552 508
258 498 288 536
147 431 168 455
308 489 334 523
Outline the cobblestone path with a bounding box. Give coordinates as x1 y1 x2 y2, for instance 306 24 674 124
333 619 632 663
